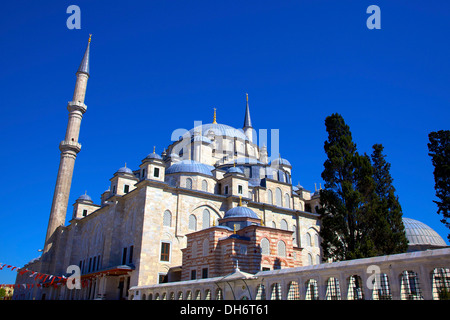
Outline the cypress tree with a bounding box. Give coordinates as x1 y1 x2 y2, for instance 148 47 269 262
370 144 408 254
428 130 450 241
318 114 376 261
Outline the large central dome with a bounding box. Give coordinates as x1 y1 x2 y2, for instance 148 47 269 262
189 123 248 141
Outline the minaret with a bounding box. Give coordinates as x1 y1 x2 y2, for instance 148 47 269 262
243 93 254 142
43 35 91 254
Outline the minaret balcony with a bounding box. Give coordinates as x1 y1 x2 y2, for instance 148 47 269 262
59 140 82 153
67 101 87 114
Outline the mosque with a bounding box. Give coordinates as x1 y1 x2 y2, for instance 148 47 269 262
13 37 449 300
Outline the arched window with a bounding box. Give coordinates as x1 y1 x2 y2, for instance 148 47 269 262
275 188 282 206
348 275 364 300
432 267 450 300
261 238 270 255
306 233 312 247
400 270 423 300
186 178 193 189
256 284 266 300
177 291 183 300
305 279 319 300
270 283 282 300
308 253 313 265
326 277 341 300
216 288 223 300
315 234 319 247
371 273 391 300
267 189 273 205
204 289 211 300
202 209 210 229
280 219 288 230
202 180 208 192
271 221 276 228
188 214 197 231
163 210 172 227
277 240 286 257
284 194 290 208
287 281 300 300
202 238 209 256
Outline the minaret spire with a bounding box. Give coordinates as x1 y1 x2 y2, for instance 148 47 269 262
243 93 252 128
43 35 92 268
243 93 254 142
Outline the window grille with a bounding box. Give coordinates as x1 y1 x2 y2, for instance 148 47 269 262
261 238 270 255
270 283 282 300
277 240 286 257
186 178 193 189
163 210 171 227
305 279 319 300
287 281 300 300
432 267 450 300
256 285 266 300
189 214 197 231
400 270 423 300
372 273 392 300
326 277 341 300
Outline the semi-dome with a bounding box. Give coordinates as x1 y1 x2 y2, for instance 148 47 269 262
189 123 248 141
403 217 447 248
166 160 215 176
224 206 259 220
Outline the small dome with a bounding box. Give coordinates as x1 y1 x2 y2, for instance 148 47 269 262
166 160 215 176
403 217 447 247
145 152 162 160
270 158 292 167
117 166 133 174
227 166 244 174
224 206 259 220
77 193 92 202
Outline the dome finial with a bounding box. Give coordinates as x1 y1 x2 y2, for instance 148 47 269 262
239 195 242 206
153 146 156 153
88 33 92 43
213 108 217 124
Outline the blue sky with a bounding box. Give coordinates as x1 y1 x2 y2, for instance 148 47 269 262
0 1 449 285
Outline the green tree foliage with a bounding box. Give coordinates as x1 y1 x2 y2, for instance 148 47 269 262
318 114 377 261
428 130 450 241
370 144 408 254
319 114 408 262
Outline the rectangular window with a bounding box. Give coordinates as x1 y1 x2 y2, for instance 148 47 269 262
160 242 170 262
238 185 243 194
88 257 92 273
224 185 229 195
141 169 146 180
128 245 134 264
124 185 130 193
122 247 127 265
93 256 97 272
82 209 88 217
154 167 160 178
202 268 208 279
159 274 167 284
191 269 197 280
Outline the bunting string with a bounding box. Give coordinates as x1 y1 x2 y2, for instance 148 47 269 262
0 262 92 290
